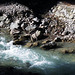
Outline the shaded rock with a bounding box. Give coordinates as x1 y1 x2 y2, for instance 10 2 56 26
10 28 21 36
13 39 25 45
40 42 57 50
53 37 62 42
13 35 20 40
20 34 30 40
13 34 30 45
31 30 41 42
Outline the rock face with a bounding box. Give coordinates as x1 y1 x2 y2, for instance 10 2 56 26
52 2 75 42
41 2 75 43
1 2 75 51
0 3 40 43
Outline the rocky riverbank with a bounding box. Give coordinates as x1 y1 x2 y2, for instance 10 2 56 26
0 2 75 53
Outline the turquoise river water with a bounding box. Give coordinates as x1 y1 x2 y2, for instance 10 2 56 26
0 34 75 75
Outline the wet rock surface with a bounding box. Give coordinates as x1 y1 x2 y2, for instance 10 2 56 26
40 42 57 50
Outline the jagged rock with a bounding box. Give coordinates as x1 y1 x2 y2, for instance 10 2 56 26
53 37 62 42
0 21 3 27
1 2 75 51
51 2 75 42
0 3 43 47
40 2 75 43
10 28 20 35
21 22 27 30
17 34 30 41
25 25 36 31
0 14 7 27
0 14 7 21
13 34 30 45
13 39 26 45
31 30 41 42
4 18 10 24
40 42 57 50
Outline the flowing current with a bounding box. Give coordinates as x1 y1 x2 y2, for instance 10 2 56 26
0 36 75 75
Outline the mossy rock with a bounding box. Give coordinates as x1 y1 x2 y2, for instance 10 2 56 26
33 42 39 47
60 48 75 54
24 42 33 48
42 39 50 44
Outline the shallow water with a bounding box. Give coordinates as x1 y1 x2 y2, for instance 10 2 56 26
0 36 75 75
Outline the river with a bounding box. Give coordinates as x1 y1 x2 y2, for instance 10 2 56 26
0 34 75 75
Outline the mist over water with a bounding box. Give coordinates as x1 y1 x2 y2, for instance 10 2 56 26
0 36 75 75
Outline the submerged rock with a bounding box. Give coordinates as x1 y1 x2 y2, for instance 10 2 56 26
60 48 75 54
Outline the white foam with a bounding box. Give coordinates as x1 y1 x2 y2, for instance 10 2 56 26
0 36 55 71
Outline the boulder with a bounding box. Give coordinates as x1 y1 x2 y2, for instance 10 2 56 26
53 37 62 42
40 42 57 50
60 48 75 54
13 39 25 45
33 42 39 47
31 30 41 42
10 28 20 35
0 14 7 21
24 42 33 48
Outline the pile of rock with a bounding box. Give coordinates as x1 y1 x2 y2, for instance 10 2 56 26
40 2 75 43
0 3 54 50
0 3 40 43
52 2 75 42
1 2 75 51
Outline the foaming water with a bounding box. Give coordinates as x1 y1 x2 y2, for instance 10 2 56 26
0 36 55 75
0 36 75 75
